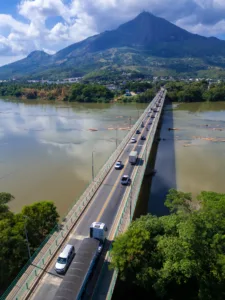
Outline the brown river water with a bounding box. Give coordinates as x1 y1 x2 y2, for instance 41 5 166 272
0 99 147 216
1 99 225 219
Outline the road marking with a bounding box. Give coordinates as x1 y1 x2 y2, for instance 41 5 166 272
96 156 130 222
108 111 158 240
96 128 146 222
74 235 88 240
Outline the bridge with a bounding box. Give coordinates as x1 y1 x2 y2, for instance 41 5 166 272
2 88 166 300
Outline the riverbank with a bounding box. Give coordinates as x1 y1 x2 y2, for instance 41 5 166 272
0 81 158 104
0 82 114 103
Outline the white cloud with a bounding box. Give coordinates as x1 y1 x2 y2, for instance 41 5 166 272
1 0 225 64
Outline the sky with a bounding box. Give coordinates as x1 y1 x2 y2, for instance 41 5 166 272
1 0 225 66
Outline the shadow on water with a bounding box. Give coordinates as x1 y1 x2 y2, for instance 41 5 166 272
148 103 177 217
133 100 177 219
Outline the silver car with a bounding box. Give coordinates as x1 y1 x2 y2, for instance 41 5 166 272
130 138 136 143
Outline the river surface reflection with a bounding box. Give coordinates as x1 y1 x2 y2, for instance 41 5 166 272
0 99 147 216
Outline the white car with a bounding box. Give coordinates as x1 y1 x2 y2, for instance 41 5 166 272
55 244 75 274
121 175 131 185
130 137 136 143
115 161 123 170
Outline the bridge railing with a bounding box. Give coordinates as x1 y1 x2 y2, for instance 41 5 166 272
2 96 158 300
92 90 166 300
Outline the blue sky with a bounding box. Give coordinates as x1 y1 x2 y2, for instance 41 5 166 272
0 0 225 66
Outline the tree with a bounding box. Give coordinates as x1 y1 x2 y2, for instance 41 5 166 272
68 83 114 102
111 190 225 300
0 217 27 290
0 192 14 205
0 193 14 219
165 188 192 213
21 201 59 246
0 197 60 294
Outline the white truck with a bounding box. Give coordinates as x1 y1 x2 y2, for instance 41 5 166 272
55 222 107 300
129 151 138 165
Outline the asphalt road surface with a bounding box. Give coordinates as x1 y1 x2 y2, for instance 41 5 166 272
30 95 162 300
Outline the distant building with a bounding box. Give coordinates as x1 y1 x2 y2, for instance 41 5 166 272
62 77 83 83
125 89 132 96
106 84 118 91
27 80 40 83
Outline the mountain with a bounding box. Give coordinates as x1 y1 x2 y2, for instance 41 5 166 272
2 12 225 80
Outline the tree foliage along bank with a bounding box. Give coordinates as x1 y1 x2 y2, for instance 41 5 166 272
0 82 114 102
0 193 59 294
111 189 225 300
67 83 114 103
166 80 225 102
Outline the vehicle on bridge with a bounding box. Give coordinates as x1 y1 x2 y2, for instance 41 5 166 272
130 137 137 143
115 161 123 170
136 129 141 134
55 244 75 274
141 136 146 141
121 175 131 185
129 151 138 165
55 222 107 300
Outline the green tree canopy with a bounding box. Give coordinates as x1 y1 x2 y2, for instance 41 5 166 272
0 193 14 219
68 83 114 102
21 201 59 245
111 190 225 300
0 195 59 293
166 81 225 103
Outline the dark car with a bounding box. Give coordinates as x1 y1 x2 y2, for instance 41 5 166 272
121 175 131 185
136 130 141 134
141 136 146 141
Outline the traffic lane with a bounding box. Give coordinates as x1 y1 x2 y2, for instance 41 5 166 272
31 157 133 300
47 237 83 278
88 132 147 228
69 116 153 258
33 107 159 298
31 144 139 300
56 136 144 243
72 144 137 236
103 144 133 187
98 139 147 227
31 107 158 300
83 111 160 297
32 237 84 300
62 118 147 238
83 126 150 294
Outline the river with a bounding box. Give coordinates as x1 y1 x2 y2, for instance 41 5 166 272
149 101 225 216
0 99 147 216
